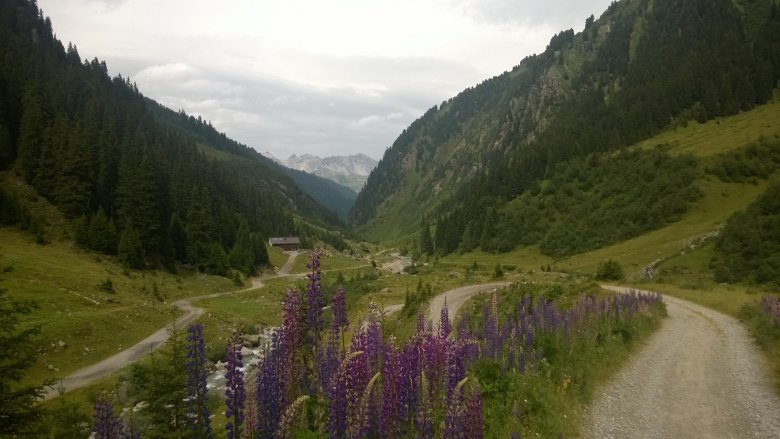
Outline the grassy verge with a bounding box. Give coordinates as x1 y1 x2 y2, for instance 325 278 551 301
457 282 666 437
739 297 780 392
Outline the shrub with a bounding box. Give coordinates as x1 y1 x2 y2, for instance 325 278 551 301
596 260 624 280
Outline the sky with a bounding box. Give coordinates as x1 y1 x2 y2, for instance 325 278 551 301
36 0 615 161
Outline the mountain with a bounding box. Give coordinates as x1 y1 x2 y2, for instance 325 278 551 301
262 160 357 220
350 0 780 257
0 0 347 273
284 153 377 192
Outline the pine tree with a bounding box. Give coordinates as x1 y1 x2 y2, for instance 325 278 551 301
87 208 117 254
419 222 434 256
16 86 46 181
169 213 187 262
253 234 270 268
118 225 144 269
0 289 48 435
205 242 229 276
0 118 12 169
229 218 255 275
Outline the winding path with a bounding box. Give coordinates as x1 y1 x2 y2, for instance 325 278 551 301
44 253 298 400
584 287 780 438
377 282 512 324
45 263 507 400
427 282 512 323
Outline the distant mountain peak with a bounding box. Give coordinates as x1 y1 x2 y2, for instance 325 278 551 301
283 153 377 192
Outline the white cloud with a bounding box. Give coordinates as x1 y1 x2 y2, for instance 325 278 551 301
37 0 615 159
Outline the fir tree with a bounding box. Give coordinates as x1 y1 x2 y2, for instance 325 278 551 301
0 289 48 435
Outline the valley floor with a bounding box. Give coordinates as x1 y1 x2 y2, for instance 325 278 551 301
584 288 780 438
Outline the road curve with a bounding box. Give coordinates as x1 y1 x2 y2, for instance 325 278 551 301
584 286 780 438
44 251 321 399
427 282 512 324
42 278 267 400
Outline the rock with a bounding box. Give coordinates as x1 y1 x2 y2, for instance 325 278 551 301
240 347 253 357
47 364 54 370
57 340 66 348
243 334 261 345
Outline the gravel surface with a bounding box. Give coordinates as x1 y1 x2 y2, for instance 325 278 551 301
427 282 512 324
584 287 780 438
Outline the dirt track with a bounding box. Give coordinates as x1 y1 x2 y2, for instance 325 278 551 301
43 254 298 400
427 282 512 324
584 287 780 438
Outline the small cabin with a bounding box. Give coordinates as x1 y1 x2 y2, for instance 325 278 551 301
269 236 300 251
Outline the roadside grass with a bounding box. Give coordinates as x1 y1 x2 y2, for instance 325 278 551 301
456 282 666 437
739 297 780 392
0 227 236 386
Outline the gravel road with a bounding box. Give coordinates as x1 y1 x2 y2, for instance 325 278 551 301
584 287 780 438
427 282 512 324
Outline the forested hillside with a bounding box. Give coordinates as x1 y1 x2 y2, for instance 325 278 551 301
0 0 346 274
351 0 780 257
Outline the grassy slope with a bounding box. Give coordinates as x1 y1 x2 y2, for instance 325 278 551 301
0 228 236 386
434 92 780 277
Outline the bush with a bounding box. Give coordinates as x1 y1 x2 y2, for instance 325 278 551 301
595 260 624 281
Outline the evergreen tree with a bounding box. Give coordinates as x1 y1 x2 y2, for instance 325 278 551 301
0 288 48 435
129 326 189 438
186 323 213 439
252 234 270 268
87 208 117 254
118 225 144 269
16 85 46 181
0 118 12 169
169 213 187 262
205 242 229 276
419 221 434 256
229 218 255 275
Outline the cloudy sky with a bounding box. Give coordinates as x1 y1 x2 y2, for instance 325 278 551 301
37 0 614 160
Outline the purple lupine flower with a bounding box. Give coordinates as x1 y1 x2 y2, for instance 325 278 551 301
365 300 384 375
518 351 525 374
443 378 466 439
380 341 401 438
446 341 469 399
760 296 780 325
256 330 283 439
420 333 444 399
281 288 303 401
456 315 470 340
186 322 213 439
327 351 354 439
524 328 534 351
399 337 421 424
306 250 324 345
345 334 369 432
331 285 350 355
416 309 427 333
439 298 452 339
463 389 483 439
92 395 124 439
320 329 340 403
414 372 433 439
224 334 245 439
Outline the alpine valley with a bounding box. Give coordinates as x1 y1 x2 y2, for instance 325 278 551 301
1 0 780 437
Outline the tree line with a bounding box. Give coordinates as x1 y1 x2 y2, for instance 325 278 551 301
0 0 343 275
